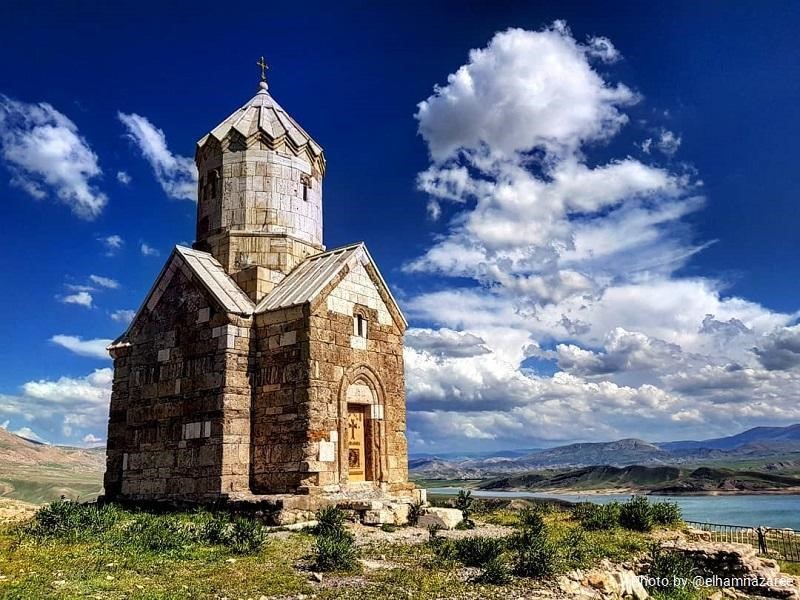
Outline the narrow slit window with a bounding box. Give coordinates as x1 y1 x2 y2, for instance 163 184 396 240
356 314 367 338
301 175 311 201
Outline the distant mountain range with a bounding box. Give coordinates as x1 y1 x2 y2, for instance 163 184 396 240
0 427 105 504
410 424 800 480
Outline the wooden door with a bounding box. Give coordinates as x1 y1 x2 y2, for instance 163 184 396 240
347 406 366 482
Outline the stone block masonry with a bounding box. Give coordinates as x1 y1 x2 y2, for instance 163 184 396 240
104 76 416 520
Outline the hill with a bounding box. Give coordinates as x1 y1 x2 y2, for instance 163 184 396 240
0 428 105 504
479 464 800 494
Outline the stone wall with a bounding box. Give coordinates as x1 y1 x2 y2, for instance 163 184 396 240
104 267 252 502
250 305 314 494
306 260 409 492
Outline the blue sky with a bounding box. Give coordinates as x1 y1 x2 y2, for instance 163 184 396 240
1 1 799 451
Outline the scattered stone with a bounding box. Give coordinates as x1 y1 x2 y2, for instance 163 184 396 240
417 507 463 530
311 572 323 583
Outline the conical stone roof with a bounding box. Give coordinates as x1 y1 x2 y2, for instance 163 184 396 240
197 82 324 170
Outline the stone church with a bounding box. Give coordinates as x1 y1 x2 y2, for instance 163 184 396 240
103 70 418 520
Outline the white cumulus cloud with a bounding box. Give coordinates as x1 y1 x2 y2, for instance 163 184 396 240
402 22 800 451
0 95 107 219
50 335 112 360
59 291 93 308
118 112 196 201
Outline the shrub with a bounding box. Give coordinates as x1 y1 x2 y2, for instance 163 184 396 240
516 508 546 537
512 536 561 578
381 523 397 533
645 544 699 600
619 496 654 532
560 528 591 568
408 500 423 526
578 502 620 531
314 529 358 572
452 536 505 567
455 490 474 527
127 514 192 553
315 505 347 537
454 520 474 530
25 500 122 540
313 505 358 572
225 517 267 554
651 501 682 526
475 555 512 585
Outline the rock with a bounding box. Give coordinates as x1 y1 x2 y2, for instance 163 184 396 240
388 502 410 525
611 570 649 599
311 572 323 583
708 593 723 600
362 508 395 526
416 507 463 530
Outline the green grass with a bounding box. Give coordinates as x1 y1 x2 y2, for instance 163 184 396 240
0 503 311 599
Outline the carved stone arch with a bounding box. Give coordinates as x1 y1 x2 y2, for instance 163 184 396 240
337 364 387 484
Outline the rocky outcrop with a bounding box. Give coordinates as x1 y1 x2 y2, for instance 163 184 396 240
557 560 649 599
660 539 800 599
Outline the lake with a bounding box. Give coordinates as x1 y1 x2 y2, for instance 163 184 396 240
425 487 800 530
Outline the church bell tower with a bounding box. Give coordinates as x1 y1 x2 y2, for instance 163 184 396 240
193 58 326 303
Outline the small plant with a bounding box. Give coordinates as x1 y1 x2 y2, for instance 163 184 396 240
516 508 546 537
578 502 620 531
313 505 359 572
127 514 191 553
315 505 347 537
619 496 654 532
560 528 591 568
512 536 561 578
452 536 505 567
314 529 358 571
381 523 397 533
408 499 423 526
475 555 512 585
25 500 121 540
650 501 682 526
645 544 699 600
455 489 474 527
225 517 267 554
427 524 442 541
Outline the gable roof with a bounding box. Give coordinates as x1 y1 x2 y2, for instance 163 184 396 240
254 242 407 327
173 246 254 314
117 246 254 341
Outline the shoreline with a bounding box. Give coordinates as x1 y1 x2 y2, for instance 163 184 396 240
470 486 800 497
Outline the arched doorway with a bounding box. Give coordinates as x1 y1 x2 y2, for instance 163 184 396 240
338 365 386 484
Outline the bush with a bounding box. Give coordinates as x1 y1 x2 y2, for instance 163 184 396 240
315 505 347 537
381 523 397 533
25 500 122 540
452 536 505 567
475 555 512 585
560 528 591 568
314 529 358 571
408 500 423 526
127 514 192 553
516 508 546 537
313 505 358 572
651 501 682 526
225 518 267 554
578 502 620 531
619 496 654 532
645 544 699 600
455 490 474 527
512 536 561 578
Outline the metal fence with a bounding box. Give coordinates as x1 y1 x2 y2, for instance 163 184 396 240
685 520 800 562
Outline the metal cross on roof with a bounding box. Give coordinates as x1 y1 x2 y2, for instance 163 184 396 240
256 56 269 82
